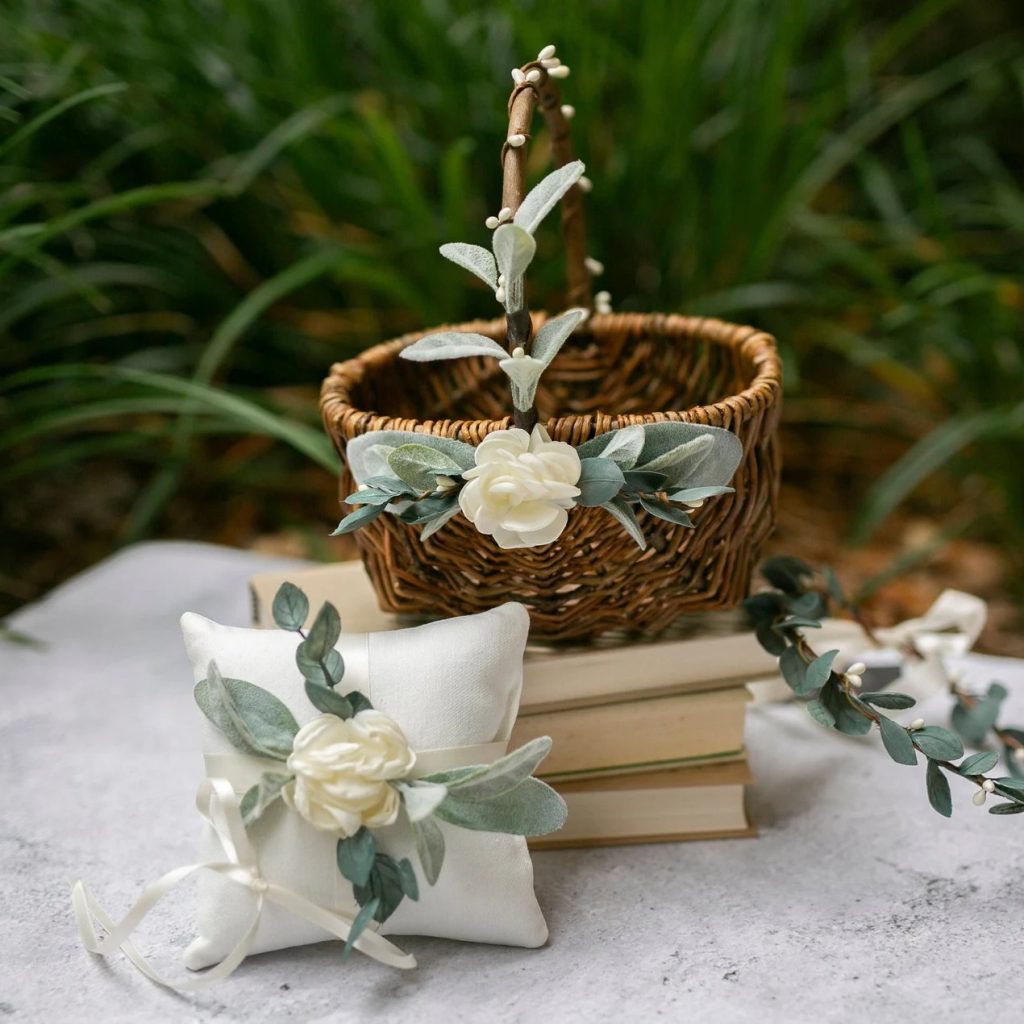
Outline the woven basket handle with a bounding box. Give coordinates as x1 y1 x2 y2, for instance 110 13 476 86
500 58 591 310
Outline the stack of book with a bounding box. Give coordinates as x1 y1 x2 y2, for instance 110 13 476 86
249 561 864 847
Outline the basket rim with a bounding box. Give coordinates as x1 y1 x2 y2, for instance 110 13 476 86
321 311 782 443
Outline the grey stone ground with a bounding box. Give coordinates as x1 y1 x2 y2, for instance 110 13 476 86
3 541 1021 1023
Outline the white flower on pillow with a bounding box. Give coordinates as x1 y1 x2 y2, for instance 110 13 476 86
459 424 582 549
284 710 416 837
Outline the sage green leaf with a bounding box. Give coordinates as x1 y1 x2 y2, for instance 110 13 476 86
344 486 398 507
666 485 735 503
411 815 446 885
755 622 787 656
807 698 835 728
989 801 1024 814
993 776 1024 794
638 496 694 527
388 443 464 491
623 470 670 493
926 759 953 817
342 897 379 961
363 475 418 497
397 780 448 822
195 662 298 760
302 602 341 660
397 858 419 901
434 777 567 835
951 682 1008 746
860 691 916 710
346 690 373 714
804 649 838 694
1001 728 1024 778
331 502 384 535
600 497 647 550
595 425 645 468
779 646 808 694
304 680 353 718
296 645 344 687
271 582 308 631
531 308 587 366
337 827 376 887
913 726 965 761
399 331 508 362
240 772 292 827
420 500 462 540
492 222 536 284
498 353 546 411
819 683 873 736
397 491 459 525
512 160 584 235
879 716 918 765
353 854 408 923
638 434 713 477
427 736 553 802
346 431 476 483
576 457 625 507
438 242 498 289
958 750 999 775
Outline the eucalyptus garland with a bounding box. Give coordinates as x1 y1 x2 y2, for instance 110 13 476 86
747 556 1024 817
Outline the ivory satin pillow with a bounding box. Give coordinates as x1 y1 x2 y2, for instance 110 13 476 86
179 601 547 969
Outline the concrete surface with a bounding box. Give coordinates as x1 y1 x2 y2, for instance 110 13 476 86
3 541 1021 1024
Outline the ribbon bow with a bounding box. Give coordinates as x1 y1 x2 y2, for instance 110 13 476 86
71 777 416 990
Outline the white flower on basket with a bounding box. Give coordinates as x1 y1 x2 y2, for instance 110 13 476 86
284 710 416 837
459 424 582 549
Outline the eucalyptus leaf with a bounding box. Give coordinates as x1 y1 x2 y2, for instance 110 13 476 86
411 815 446 885
397 780 449 822
761 556 815 595
989 801 1024 815
195 662 298 760
240 772 292 826
331 502 384 536
638 496 694 527
337 827 376 887
346 690 374 714
363 475 418 497
600 497 647 550
304 680 353 718
926 759 953 817
434 777 567 835
342 897 380 961
397 858 419 901
397 491 460 525
576 457 625 507
859 691 916 710
296 645 344 687
666 485 735 503
427 736 553 802
806 698 835 728
913 726 965 761
512 160 585 235
353 854 410 923
595 425 645 468
399 331 507 363
420 500 462 540
958 750 999 776
271 582 308 631
779 645 808 694
804 649 838 694
388 444 464 491
438 242 498 289
346 431 476 484
755 622 787 656
531 308 587 366
303 601 341 660
819 683 873 736
492 222 536 287
744 591 785 627
879 716 918 766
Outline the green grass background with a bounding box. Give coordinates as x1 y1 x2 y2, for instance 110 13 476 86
1 0 1022 612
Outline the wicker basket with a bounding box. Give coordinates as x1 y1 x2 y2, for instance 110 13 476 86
318 57 783 643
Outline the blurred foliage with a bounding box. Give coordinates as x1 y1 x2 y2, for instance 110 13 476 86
1 0 1022 612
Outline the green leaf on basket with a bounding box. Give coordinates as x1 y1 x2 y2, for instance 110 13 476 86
388 444 464 491
622 469 670 493
492 222 536 284
439 242 498 289
397 780 449 822
860 691 916 710
513 160 585 235
342 897 380 961
434 777 567 835
195 661 298 760
346 431 477 483
666 485 735 503
397 491 460 525
345 486 401 507
411 816 446 886
531 308 587 366
913 726 964 761
420 499 462 540
424 737 552 802
331 502 385 536
879 716 918 766
957 751 999 776
594 425 645 468
575 457 626 507
600 497 647 550
337 827 376 887
637 434 713 477
240 772 293 827
271 582 309 631
400 330 508 363
926 759 953 817
638 495 694 527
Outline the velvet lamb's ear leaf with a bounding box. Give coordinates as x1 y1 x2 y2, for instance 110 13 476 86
438 242 498 288
346 431 477 483
240 772 293 826
667 485 736 503
434 776 567 835
492 222 536 284
600 496 647 549
637 434 713 477
271 582 309 631
513 160 585 235
388 443 464 491
498 353 546 412
531 308 588 366
397 780 449 822
426 736 553 802
411 815 446 885
399 331 508 362
595 425 646 468
635 422 743 489
575 457 626 507
195 661 298 760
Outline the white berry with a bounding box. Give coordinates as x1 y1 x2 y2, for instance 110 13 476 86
538 44 556 61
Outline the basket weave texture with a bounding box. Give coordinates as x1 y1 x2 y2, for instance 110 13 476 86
320 311 782 643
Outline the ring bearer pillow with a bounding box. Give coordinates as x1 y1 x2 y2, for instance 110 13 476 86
179 600 547 968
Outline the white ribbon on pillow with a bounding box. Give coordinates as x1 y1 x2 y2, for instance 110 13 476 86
71 740 508 989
